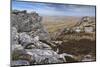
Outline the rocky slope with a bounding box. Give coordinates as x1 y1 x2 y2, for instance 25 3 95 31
11 10 75 66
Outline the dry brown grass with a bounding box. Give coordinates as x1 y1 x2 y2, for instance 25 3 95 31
42 16 96 61
42 16 80 33
56 32 96 41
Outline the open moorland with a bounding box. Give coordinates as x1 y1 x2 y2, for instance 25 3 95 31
42 16 96 61
11 10 96 66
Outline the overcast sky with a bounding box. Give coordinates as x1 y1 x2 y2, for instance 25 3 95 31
12 0 96 16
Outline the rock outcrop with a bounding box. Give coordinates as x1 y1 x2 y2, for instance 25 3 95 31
11 10 74 66
11 10 50 41
73 16 95 33
56 16 96 36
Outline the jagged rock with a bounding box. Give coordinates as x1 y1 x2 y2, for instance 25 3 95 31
19 32 34 47
19 32 52 49
11 10 51 41
12 44 24 51
32 28 51 41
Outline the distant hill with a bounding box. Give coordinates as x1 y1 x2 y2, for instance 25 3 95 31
41 16 95 33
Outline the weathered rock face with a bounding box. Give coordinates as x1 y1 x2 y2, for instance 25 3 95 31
11 10 75 66
11 10 50 41
26 49 65 64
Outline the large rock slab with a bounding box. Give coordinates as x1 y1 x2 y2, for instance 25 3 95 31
19 32 52 49
25 49 65 64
